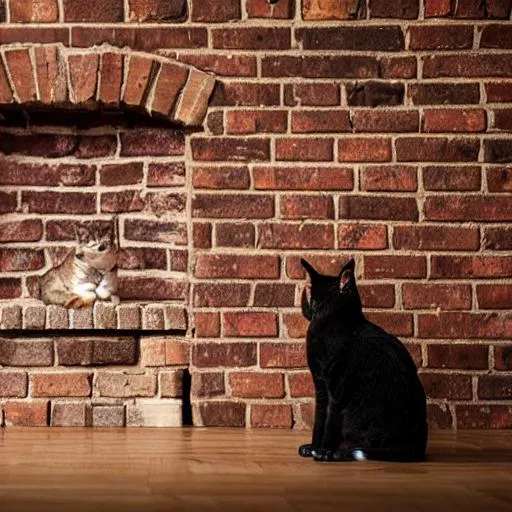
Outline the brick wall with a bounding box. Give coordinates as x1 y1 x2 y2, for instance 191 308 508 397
0 0 511 429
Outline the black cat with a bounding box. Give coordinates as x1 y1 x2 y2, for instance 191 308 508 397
298 258 428 462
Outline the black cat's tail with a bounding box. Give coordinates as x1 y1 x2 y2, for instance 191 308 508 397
337 448 426 463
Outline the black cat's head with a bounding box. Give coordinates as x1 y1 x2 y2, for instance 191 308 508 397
300 258 362 321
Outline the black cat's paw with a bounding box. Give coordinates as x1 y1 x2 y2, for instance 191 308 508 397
298 444 317 458
313 449 346 462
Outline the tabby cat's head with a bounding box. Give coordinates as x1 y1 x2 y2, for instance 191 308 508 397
300 258 362 321
75 220 118 270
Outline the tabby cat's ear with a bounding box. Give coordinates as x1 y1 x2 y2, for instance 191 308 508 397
339 258 356 291
74 222 91 243
301 258 319 279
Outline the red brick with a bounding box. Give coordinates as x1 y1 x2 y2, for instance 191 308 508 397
423 166 481 191
191 372 225 398
258 223 334 250
224 312 278 338
253 166 353 191
63 0 123 21
346 81 404 107
486 82 512 102
428 404 453 429
418 312 512 339
211 82 280 106
56 338 136 366
178 53 256 77
0 192 17 213
495 346 512 371
339 138 392 162
165 340 190 365
212 27 290 50
361 166 417 191
10 0 59 21
423 109 486 133
396 137 479 162
128 0 186 21
97 372 156 398
393 226 479 251
247 0 294 18
119 277 187 301
122 55 156 107
0 57 12 103
409 83 480 105
0 248 44 272
148 163 186 187
379 56 417 79
0 372 27 398
299 402 314 429
192 167 249 189
4 401 48 427
260 343 307 368
121 129 184 156
454 0 485 17
0 339 53 366
0 278 22 299
68 53 98 104
303 0 363 19
420 373 472 400
216 223 255 248
0 162 95 187
191 137 270 162
160 370 184 398
289 372 314 397
425 196 512 222
230 372 284 398
147 192 186 216
409 25 473 50
0 27 68 44
100 190 144 213
494 110 512 131
479 376 512 400
100 163 143 186
359 284 396 308
338 224 388 250
151 62 188 117
194 312 220 337
72 27 207 51
92 406 124 427
291 110 350 133
369 0 419 18
52 403 89 427
197 401 245 427
402 283 472 310
281 195 334 220
428 344 489 370
283 313 309 338
32 373 92 397
194 283 251 308
340 196 418 221
431 256 512 279
484 227 512 251
423 54 512 78
226 110 287 134
193 194 274 218
4 48 36 102
0 220 43 242
99 52 123 105
366 312 413 337
193 342 257 368
457 405 512 429
193 222 212 249
364 255 427 279
486 0 512 18
262 55 379 79
195 255 280 279
276 138 333 161
251 404 293 428
191 0 241 21
424 0 452 17
477 285 512 310
353 111 418 133
285 83 340 106
480 25 512 49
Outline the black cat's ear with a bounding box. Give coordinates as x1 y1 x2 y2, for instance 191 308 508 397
301 288 312 321
301 258 319 279
339 258 356 291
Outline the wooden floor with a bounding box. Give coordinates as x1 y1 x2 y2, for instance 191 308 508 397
1 429 512 512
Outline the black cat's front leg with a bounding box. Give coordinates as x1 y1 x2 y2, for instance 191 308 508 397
299 380 328 458
313 402 345 462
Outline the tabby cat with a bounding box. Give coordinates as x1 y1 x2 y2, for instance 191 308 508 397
40 220 119 309
298 258 428 462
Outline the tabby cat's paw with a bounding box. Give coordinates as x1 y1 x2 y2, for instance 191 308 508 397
298 444 317 458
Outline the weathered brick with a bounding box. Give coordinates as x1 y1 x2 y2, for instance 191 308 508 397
191 372 225 397
420 373 472 400
486 0 512 18
484 227 512 251
494 110 512 131
425 195 512 221
477 285 512 310
402 283 472 310
369 0 419 18
193 222 212 248
339 138 391 162
281 195 334 220
10 0 59 22
495 346 512 371
196 401 245 427
302 0 363 19
122 128 184 156
353 111 418 133
360 284 396 308
423 166 481 191
0 339 53 366
32 373 92 397
0 278 22 299
454 0 485 18
193 283 251 307
211 82 280 106
423 54 512 78
192 166 248 190
92 406 124 427
193 342 257 367
0 220 43 242
75 135 117 159
366 312 413 337
361 166 417 190
424 0 452 17
338 223 388 250
193 194 274 218
100 163 143 186
118 248 166 271
0 372 27 398
285 83 340 106
127 401 181 427
4 401 48 427
254 283 296 308
409 25 473 50
485 140 512 163
0 57 12 103
428 404 453 430
160 370 184 398
457 405 512 429
340 196 418 221
229 372 284 398
486 82 512 103
151 62 188 117
100 190 144 213
56 338 136 366
291 110 350 133
195 255 280 279
68 53 98 104
258 223 334 250
4 48 37 102
147 162 186 187
289 372 314 397
260 343 306 368
428 344 489 370
128 0 186 21
99 52 123 105
432 256 512 279
0 162 95 187
283 313 309 338
251 404 293 428
124 219 187 244
478 376 512 400
191 137 270 162
216 222 255 248
52 403 89 427
194 312 220 337
396 137 479 162
34 45 67 103
224 312 278 338
423 109 486 132
97 372 156 398
364 255 427 279
247 0 294 18
393 226 479 251
226 111 287 135
119 277 187 301
213 27 290 50
178 53 256 78
346 81 404 107
409 83 479 105
191 0 240 21
63 0 123 21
